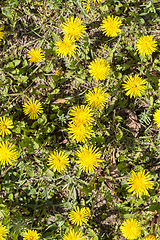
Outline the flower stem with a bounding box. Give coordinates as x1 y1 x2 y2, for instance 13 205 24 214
0 155 32 178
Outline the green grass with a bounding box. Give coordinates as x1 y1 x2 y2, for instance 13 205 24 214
0 0 160 239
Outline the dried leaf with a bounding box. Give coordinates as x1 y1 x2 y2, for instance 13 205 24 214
117 109 141 137
54 99 66 104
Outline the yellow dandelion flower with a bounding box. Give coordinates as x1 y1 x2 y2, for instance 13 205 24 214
126 170 154 198
120 219 141 240
55 68 62 76
145 234 156 240
69 206 89 226
27 48 44 63
136 35 157 56
23 230 40 240
83 207 91 217
69 105 94 125
101 15 122 37
94 0 101 3
63 229 86 240
153 108 160 128
55 36 76 58
122 74 146 98
47 151 69 173
0 222 8 239
89 58 111 81
75 145 102 173
0 141 18 166
23 98 43 119
0 27 4 42
158 79 160 88
0 116 14 137
86 87 109 110
82 0 90 13
61 16 86 40
68 122 93 143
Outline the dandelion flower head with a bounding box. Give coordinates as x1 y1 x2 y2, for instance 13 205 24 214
0 141 18 166
0 222 8 240
68 122 93 143
101 16 122 37
47 151 69 173
84 207 91 217
86 87 109 110
69 105 94 126
27 48 44 63
55 68 62 76
153 108 160 128
55 36 76 58
23 230 40 240
126 170 154 198
69 206 89 226
63 229 86 240
89 58 111 81
120 219 141 240
0 27 4 42
0 116 14 137
136 35 157 56
81 0 90 13
23 98 43 119
122 74 146 98
61 16 86 40
75 145 102 173
145 234 156 240
158 79 160 89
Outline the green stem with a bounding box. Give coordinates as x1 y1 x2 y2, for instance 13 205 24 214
0 155 32 178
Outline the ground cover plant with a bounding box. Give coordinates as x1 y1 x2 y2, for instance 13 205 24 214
0 0 160 239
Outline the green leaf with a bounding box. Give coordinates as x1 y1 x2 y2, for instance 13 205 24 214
123 213 134 219
2 7 13 18
33 141 39 149
45 169 53 177
114 116 123 123
38 84 48 89
13 60 21 67
88 228 98 240
6 62 14 69
22 59 28 68
60 15 65 23
150 202 160 212
8 193 14 201
43 62 53 73
37 114 47 125
20 75 28 83
116 128 123 140
52 89 60 94
75 77 84 84
28 168 35 178
49 80 56 88
150 96 153 107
